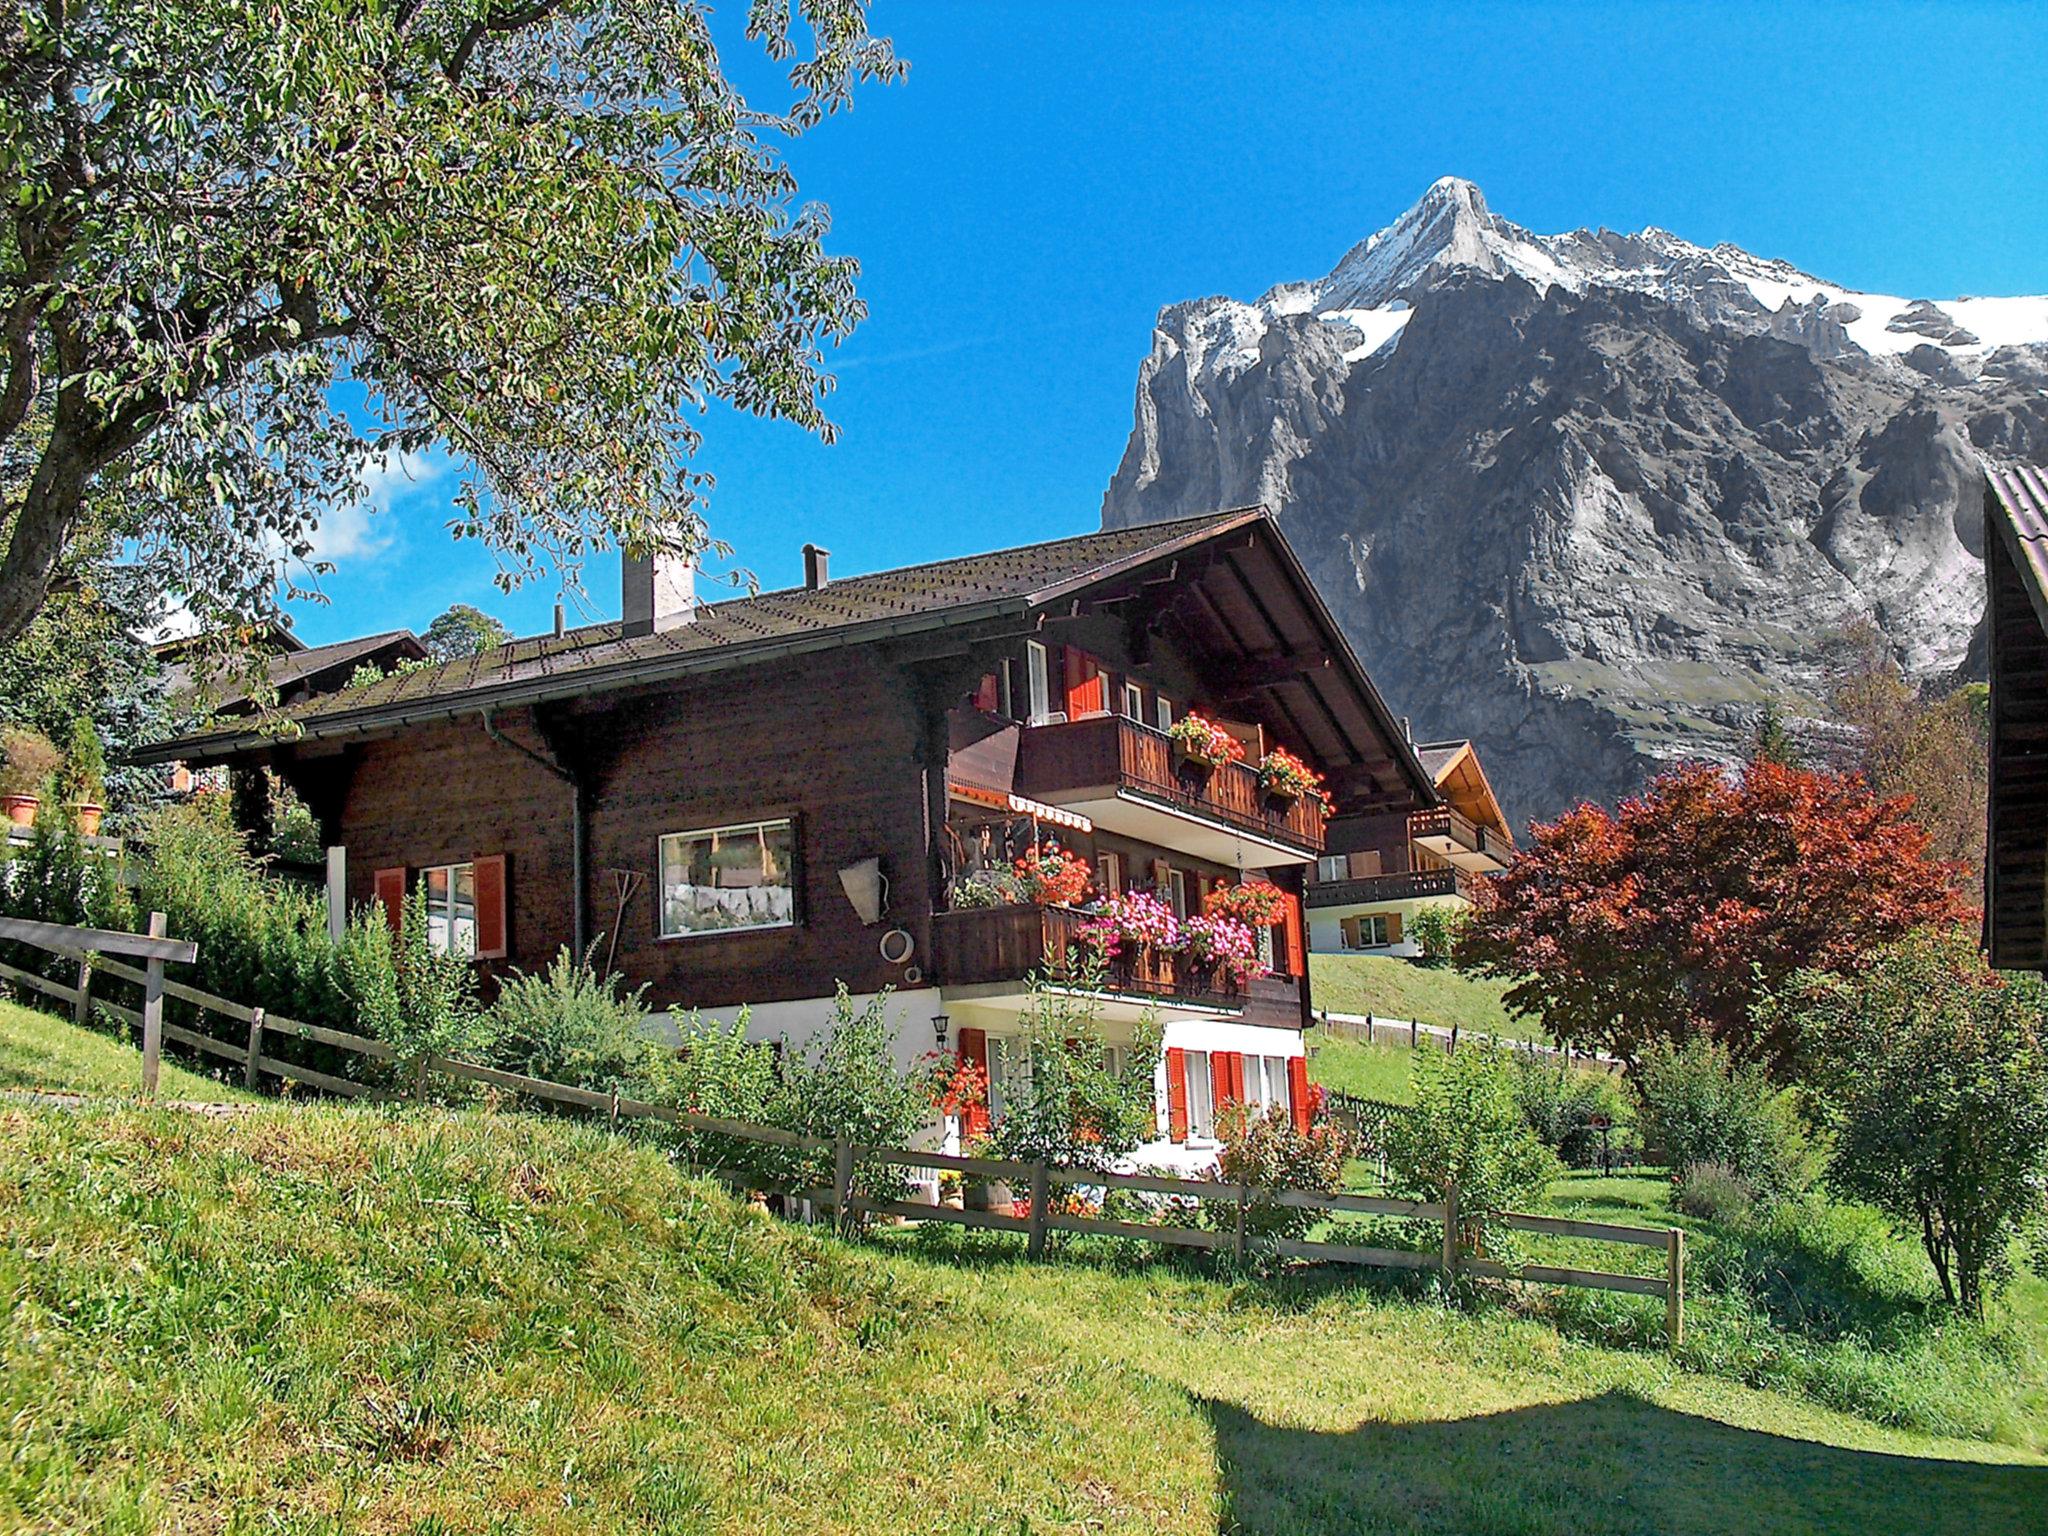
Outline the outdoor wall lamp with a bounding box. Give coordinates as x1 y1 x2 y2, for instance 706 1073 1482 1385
931 1013 951 1049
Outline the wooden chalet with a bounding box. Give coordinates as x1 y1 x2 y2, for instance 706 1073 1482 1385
1305 737 1513 956
140 509 1435 1162
1983 457 2048 971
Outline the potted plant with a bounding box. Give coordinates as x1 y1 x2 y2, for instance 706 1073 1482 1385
937 1169 965 1210
1011 842 1094 906
1165 713 1242 780
961 1161 1016 1215
1254 746 1334 814
1179 912 1261 989
58 717 107 835
1204 878 1286 929
0 726 61 829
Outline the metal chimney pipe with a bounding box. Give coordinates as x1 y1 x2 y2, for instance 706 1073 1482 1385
803 543 831 590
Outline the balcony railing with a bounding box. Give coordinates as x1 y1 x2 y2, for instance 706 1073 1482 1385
1408 807 1512 868
1015 714 1326 853
931 903 1304 1026
1306 866 1480 909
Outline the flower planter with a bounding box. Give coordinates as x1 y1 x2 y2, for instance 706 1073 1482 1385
72 803 103 836
1261 787 1300 815
3 793 37 829
1172 746 1218 784
963 1178 1016 1215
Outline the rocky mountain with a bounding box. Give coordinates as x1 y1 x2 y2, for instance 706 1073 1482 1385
1101 177 2048 823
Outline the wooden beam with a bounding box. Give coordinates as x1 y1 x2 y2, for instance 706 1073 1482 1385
1217 647 1336 695
0 915 197 964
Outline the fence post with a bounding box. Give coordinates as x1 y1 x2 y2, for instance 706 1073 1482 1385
1448 1023 1459 1055
1410 1018 1418 1050
832 1137 854 1235
72 955 92 1027
413 1052 433 1103
243 1007 265 1091
1027 1161 1050 1260
1666 1228 1685 1349
1441 1181 1459 1281
139 912 168 1098
1234 1182 1250 1265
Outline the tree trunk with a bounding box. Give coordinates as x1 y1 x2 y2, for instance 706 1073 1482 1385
0 433 89 648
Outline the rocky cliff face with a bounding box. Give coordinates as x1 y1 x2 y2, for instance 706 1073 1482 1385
1101 178 2048 822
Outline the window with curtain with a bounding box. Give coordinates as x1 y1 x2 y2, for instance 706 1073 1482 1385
421 863 477 956
658 819 796 938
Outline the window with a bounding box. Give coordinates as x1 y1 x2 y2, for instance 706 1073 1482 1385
1342 913 1395 950
1245 1054 1291 1112
1026 641 1052 722
1184 1050 1215 1139
1122 680 1145 719
1155 694 1174 731
1096 850 1122 897
1166 867 1188 920
1316 855 1347 884
998 658 1015 719
658 819 797 938
422 863 477 956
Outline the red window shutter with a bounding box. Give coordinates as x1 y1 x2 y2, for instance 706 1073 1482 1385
1215 1051 1243 1110
1165 1047 1189 1141
959 1028 990 1138
1288 1056 1312 1134
1069 674 1107 717
373 867 406 934
973 673 999 712
474 854 509 960
1283 893 1306 978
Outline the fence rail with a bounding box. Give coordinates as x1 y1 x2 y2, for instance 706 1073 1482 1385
0 910 1685 1345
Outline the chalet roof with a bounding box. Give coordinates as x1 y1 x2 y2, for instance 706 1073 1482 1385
1414 737 1515 842
1986 457 2048 635
137 508 1437 804
1415 741 1468 780
160 630 426 716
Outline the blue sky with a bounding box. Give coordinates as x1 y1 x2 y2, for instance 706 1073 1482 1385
292 0 2048 645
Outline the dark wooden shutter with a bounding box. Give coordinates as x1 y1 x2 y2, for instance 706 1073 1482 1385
1288 1056 1312 1133
474 854 509 960
1165 1047 1189 1141
373 867 406 935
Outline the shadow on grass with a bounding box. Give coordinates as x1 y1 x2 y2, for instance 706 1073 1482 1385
1202 1389 2048 1536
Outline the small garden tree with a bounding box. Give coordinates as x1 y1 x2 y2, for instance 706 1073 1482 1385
1795 929 2048 1317
1457 756 1969 1075
1384 1044 1559 1229
978 966 1161 1173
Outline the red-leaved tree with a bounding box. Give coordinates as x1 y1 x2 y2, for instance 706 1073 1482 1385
1457 758 1972 1075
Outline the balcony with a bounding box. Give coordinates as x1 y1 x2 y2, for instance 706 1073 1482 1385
1408 807 1512 872
1306 865 1481 910
931 903 1305 1027
1013 714 1326 866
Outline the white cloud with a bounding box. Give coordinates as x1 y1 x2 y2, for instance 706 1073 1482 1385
302 448 446 564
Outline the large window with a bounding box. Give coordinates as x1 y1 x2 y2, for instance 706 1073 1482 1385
422 863 477 956
1184 1049 1216 1139
1244 1054 1292 1113
1316 855 1347 884
658 819 796 938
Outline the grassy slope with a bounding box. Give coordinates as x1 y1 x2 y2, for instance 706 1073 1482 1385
1309 953 1541 1040
0 997 255 1103
1306 1031 1422 1103
4 1103 2043 1536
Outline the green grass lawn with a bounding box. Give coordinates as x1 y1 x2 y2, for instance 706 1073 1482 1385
4 1101 2043 1535
0 996 255 1103
1307 1031 1423 1103
1310 952 1543 1040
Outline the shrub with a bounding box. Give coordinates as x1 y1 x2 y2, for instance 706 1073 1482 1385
1796 928 2048 1317
54 717 106 807
1384 1044 1559 1232
485 945 654 1091
1510 1053 1631 1167
1632 1037 1815 1204
0 804 135 978
0 726 61 798
1408 903 1469 966
977 968 1161 1172
1215 1103 1353 1242
637 1012 785 1176
1673 1160 1755 1225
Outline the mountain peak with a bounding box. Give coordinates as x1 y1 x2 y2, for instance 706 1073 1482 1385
1317 177 1572 311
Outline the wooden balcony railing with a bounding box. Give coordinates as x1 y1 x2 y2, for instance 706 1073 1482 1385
1409 807 1512 866
1305 866 1480 909
930 903 1303 1026
1015 715 1327 853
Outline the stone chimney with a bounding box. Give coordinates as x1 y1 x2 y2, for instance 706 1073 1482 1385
621 550 697 637
803 543 830 591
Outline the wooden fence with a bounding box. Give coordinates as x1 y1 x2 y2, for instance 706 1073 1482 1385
0 912 1686 1345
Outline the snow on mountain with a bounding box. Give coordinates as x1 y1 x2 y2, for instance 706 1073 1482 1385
1103 178 2048 821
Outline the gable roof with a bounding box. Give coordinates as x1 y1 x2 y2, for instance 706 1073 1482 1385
135 508 1438 805
1986 456 2048 636
159 630 426 717
1414 737 1515 842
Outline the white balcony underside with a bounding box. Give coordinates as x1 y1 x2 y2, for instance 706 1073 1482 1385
1412 833 1509 872
1041 786 1314 868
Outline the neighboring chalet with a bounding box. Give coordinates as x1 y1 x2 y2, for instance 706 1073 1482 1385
1305 737 1513 956
139 511 1436 1163
154 622 426 794
1983 457 2048 972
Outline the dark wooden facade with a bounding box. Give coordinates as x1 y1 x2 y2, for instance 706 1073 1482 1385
154 511 1431 1021
1985 462 2048 972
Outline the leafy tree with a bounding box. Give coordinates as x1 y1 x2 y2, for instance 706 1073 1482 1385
979 966 1162 1172
1383 1044 1559 1230
0 0 901 649
422 602 511 661
1457 757 1970 1075
1749 699 1802 768
1630 1037 1814 1204
1407 902 1469 967
1794 929 2048 1317
1826 620 1988 896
